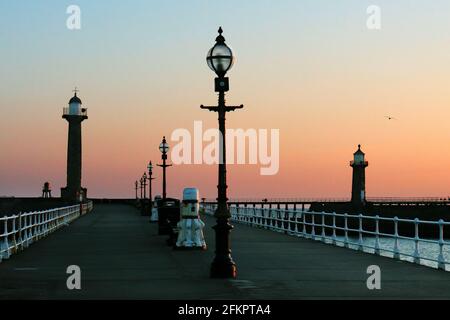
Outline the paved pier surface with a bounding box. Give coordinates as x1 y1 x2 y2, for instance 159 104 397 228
1 204 450 299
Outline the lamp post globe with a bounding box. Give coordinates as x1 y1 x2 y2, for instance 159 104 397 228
206 27 234 78
148 161 153 172
159 138 169 154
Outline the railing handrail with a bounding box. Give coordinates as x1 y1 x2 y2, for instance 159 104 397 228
0 204 81 221
201 203 449 271
0 201 93 262
204 204 450 226
202 197 450 203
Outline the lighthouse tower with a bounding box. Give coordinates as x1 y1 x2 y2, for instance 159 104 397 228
350 144 368 206
61 90 88 202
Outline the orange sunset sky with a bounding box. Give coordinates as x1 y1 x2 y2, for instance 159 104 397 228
1 1 449 199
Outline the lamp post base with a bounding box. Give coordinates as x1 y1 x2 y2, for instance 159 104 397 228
210 259 237 279
210 218 237 279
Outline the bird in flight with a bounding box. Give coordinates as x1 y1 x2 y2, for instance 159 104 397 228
385 116 398 120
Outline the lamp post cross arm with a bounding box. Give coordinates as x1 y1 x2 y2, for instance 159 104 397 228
200 104 244 112
157 163 172 168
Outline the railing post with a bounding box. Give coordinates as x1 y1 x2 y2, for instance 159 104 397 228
276 208 280 231
48 211 52 233
25 214 31 246
311 213 316 239
245 206 249 224
282 209 287 234
262 208 267 228
18 212 23 250
344 213 349 248
277 203 281 231
23 214 28 248
437 219 446 270
285 210 290 234
302 210 307 237
33 212 37 242
374 215 380 255
271 208 276 231
33 211 41 241
294 211 299 234
413 218 420 264
286 209 291 234
277 208 281 232
255 207 260 227
252 203 256 225
43 211 48 236
11 215 17 254
321 212 326 242
2 216 10 259
332 212 337 245
259 208 263 228
252 206 256 226
37 212 42 239
358 214 364 251
269 208 274 230
393 217 400 259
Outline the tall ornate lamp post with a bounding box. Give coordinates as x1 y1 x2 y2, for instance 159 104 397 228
157 137 171 199
200 27 243 278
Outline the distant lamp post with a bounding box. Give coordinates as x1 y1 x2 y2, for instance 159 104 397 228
140 172 148 216
157 136 172 199
140 177 144 199
201 27 243 279
135 180 139 199
147 161 155 204
143 172 148 199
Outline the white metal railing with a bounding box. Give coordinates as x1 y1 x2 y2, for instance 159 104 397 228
204 197 450 203
201 204 450 271
0 201 93 262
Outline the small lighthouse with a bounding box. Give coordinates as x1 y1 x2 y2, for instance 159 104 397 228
350 144 368 206
61 89 88 202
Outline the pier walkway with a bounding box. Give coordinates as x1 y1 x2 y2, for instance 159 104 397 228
1 204 450 299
